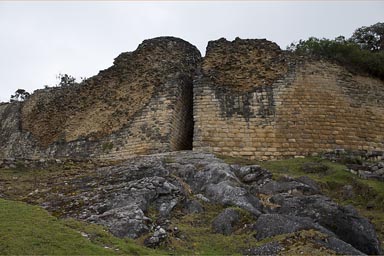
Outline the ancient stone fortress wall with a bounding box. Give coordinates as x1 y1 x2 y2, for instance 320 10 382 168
1 36 384 161
0 37 201 160
193 38 384 160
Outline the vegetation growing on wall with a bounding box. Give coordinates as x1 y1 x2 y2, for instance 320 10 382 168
288 22 384 80
10 89 30 102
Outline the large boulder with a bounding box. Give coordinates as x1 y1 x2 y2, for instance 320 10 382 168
270 194 382 255
233 165 272 185
205 181 262 216
257 179 319 196
252 214 333 240
212 208 241 235
166 152 263 216
183 199 204 214
251 214 364 255
88 205 150 239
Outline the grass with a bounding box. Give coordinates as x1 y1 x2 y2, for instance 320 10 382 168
62 218 159 255
102 142 114 152
0 159 121 203
0 198 157 255
0 198 111 255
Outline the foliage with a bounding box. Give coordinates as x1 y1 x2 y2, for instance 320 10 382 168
56 73 77 87
102 142 114 152
287 23 384 80
10 88 30 102
350 22 384 52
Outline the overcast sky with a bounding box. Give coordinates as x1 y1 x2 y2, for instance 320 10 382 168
0 1 383 103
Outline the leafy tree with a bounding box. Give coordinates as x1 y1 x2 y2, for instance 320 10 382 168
55 74 87 87
10 89 30 102
349 22 384 52
56 74 76 87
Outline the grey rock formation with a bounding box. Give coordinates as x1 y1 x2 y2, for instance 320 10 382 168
270 194 382 255
165 152 263 215
37 152 264 238
88 205 151 238
252 214 333 240
315 236 365 255
144 226 167 248
257 179 319 196
183 199 204 214
211 208 241 235
250 213 365 255
205 181 261 216
25 151 381 255
233 165 272 185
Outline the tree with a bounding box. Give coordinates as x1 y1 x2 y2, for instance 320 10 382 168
287 34 384 80
56 73 76 87
10 89 30 102
349 22 384 52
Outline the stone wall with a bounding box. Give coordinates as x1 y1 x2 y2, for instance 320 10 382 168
0 37 201 160
0 103 37 158
1 36 384 161
193 38 384 160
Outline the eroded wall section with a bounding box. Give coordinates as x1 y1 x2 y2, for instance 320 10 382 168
193 38 384 160
0 37 201 159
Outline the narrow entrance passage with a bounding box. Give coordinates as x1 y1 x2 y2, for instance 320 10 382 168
170 78 194 151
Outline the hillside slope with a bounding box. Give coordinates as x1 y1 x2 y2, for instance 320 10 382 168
0 151 382 255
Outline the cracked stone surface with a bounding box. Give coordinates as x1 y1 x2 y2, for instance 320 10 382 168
23 151 381 254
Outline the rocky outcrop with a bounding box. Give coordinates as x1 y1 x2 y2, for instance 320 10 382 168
347 161 384 181
22 151 381 255
211 208 241 235
269 194 382 254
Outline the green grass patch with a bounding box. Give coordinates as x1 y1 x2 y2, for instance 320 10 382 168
102 142 114 152
0 198 111 255
63 218 158 255
0 198 156 255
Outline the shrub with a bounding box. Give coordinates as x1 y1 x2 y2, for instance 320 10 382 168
287 23 384 80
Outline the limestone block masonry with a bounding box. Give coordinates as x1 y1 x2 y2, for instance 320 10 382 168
1 36 384 160
193 38 384 160
0 37 201 160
